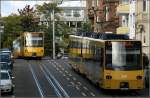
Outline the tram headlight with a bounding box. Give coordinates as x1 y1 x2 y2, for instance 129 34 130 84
106 75 112 80
136 76 142 80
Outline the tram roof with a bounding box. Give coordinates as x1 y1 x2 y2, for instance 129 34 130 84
70 32 140 42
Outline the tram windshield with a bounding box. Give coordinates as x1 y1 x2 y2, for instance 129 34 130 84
105 41 142 70
25 33 43 47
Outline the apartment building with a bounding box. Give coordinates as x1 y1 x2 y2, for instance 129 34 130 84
87 0 119 33
136 0 150 58
116 0 136 39
39 0 86 32
58 0 86 31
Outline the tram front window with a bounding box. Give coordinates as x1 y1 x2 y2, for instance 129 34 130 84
105 41 142 70
25 38 43 47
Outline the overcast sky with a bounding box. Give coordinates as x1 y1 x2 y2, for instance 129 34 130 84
1 0 85 17
1 0 51 17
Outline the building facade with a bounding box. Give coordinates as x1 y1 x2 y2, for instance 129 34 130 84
136 0 150 58
39 0 86 32
87 0 119 33
58 0 86 32
116 0 136 39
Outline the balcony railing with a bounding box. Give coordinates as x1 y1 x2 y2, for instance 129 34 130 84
104 0 119 3
116 4 129 15
117 26 129 34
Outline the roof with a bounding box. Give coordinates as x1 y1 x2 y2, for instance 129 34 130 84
58 1 86 8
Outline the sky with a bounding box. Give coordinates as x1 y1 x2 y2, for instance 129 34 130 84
1 0 51 16
1 0 85 17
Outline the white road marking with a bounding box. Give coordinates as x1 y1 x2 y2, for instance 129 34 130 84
75 86 80 90
73 77 76 81
70 81 74 85
53 65 56 68
68 74 72 76
66 77 70 81
77 82 82 85
42 65 70 98
56 68 59 71
58 65 61 68
83 86 88 90
28 63 45 98
59 70 62 73
62 68 65 70
90 92 96 96
81 92 87 96
65 71 68 74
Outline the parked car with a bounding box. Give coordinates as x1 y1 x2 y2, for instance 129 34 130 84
0 49 14 64
0 62 12 76
61 53 69 59
0 53 13 69
0 70 14 94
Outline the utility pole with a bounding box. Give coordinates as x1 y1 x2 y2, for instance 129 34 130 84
52 8 55 59
52 0 63 59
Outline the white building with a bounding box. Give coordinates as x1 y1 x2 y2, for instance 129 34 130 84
116 0 136 39
38 0 86 32
58 0 86 31
136 0 150 59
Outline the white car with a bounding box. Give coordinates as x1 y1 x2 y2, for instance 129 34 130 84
0 70 14 94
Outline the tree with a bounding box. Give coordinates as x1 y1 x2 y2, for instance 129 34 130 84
36 3 72 56
18 5 39 31
78 21 92 33
2 14 23 48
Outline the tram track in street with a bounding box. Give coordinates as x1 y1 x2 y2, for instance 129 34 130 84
6 58 149 97
40 63 70 98
27 62 45 98
46 59 99 97
27 59 70 98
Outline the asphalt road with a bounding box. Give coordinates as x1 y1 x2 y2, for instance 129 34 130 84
1 57 149 97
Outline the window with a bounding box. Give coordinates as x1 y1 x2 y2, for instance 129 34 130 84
144 35 146 44
92 0 95 7
65 9 72 17
122 0 129 4
73 10 80 17
143 0 147 12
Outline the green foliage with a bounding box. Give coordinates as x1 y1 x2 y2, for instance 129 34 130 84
1 3 73 56
18 5 39 31
1 14 23 48
78 21 92 33
36 3 72 56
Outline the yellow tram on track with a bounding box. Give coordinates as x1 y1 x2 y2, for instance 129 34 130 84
13 32 44 59
69 33 144 90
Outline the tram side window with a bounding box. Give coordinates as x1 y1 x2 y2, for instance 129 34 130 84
70 41 72 48
82 43 86 49
100 48 103 66
70 41 73 48
72 41 76 48
92 45 103 66
75 41 79 48
85 42 89 54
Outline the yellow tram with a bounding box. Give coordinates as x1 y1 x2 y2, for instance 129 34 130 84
13 32 44 58
69 33 144 90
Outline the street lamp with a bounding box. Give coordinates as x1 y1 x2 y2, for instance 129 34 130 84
52 0 63 59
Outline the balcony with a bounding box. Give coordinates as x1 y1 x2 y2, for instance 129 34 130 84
103 0 119 3
116 4 129 15
117 27 129 34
